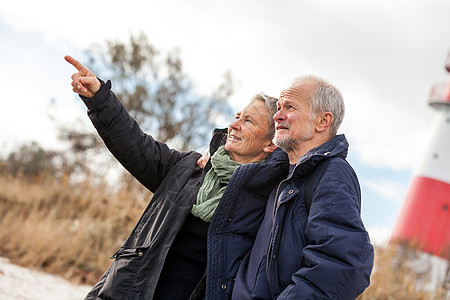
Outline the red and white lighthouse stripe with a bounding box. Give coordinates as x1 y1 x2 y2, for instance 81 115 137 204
391 53 450 260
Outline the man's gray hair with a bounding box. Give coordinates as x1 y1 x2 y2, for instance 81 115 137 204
249 93 278 139
294 75 345 138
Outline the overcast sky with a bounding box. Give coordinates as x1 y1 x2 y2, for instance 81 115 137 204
1 0 449 245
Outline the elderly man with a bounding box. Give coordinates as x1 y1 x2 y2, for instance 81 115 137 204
232 76 374 299
65 55 289 300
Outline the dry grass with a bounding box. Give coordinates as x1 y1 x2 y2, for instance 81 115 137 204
1 173 449 299
0 172 149 285
357 241 449 299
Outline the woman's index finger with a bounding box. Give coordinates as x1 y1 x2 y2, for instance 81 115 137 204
64 55 85 71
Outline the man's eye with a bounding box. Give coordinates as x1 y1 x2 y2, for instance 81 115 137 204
245 118 253 123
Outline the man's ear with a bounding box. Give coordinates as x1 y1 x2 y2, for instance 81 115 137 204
316 112 333 133
263 140 277 153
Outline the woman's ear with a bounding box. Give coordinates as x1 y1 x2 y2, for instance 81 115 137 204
316 112 333 133
263 140 277 153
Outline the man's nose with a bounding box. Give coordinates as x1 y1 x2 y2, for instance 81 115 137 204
273 109 285 121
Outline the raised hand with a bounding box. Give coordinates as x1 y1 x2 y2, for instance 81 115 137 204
64 55 101 98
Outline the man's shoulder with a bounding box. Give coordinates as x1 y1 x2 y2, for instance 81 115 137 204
320 156 356 178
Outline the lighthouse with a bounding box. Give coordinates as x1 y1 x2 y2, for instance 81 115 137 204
391 52 450 260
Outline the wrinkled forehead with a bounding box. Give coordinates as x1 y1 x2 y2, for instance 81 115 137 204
279 80 317 103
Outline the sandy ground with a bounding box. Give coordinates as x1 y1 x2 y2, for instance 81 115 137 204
0 257 92 300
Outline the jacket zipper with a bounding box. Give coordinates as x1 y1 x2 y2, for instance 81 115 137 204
265 164 300 289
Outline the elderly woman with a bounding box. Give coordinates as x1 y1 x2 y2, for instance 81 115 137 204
65 55 288 300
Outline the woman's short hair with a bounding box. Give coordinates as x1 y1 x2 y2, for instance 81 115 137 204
249 93 278 139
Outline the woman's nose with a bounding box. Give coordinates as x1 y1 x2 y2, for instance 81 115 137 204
229 119 242 131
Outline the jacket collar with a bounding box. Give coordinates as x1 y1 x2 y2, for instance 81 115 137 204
209 128 228 156
203 128 228 173
293 134 349 176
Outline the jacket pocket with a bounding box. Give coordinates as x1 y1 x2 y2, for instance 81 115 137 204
98 247 147 299
250 254 272 299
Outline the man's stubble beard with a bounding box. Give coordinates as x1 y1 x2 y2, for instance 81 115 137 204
273 135 297 153
273 124 314 154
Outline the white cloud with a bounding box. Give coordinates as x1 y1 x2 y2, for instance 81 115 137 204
367 227 392 247
361 177 408 203
340 83 434 171
0 0 449 174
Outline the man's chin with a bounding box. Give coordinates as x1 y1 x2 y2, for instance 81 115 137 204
274 136 294 152
274 134 289 144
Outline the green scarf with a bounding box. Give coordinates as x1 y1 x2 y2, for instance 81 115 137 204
191 146 242 222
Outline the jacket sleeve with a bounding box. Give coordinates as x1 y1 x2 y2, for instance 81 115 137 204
278 160 374 300
81 80 188 193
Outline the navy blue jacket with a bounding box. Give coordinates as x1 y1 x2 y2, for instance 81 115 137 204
205 145 289 299
252 135 374 299
80 80 289 299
